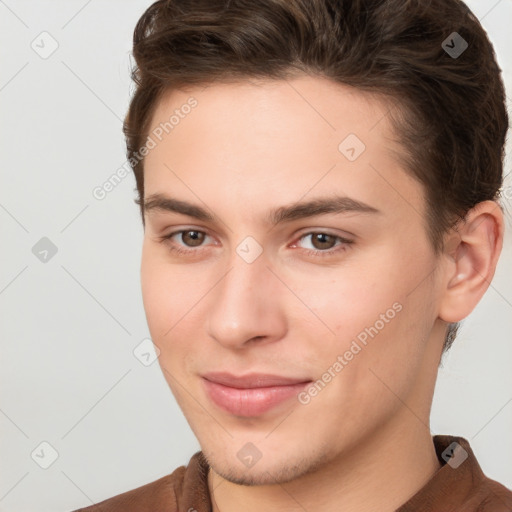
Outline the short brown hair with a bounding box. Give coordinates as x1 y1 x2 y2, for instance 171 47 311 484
123 0 508 353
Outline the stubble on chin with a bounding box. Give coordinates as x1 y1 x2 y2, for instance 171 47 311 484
204 443 335 487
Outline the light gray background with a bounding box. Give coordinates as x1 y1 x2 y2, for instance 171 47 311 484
0 1 511 511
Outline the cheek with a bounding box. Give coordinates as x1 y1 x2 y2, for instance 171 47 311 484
140 246 185 339
295 247 437 367
141 256 166 335
140 246 210 374
296 271 435 433
283 262 394 340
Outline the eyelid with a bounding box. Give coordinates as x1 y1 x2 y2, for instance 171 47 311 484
292 226 355 242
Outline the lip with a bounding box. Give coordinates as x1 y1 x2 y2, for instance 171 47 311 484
201 372 312 417
202 372 311 388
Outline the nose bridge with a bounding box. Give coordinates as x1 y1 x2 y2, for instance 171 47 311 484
206 245 284 348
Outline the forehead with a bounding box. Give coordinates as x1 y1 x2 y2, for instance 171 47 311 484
143 75 423 224
147 75 395 158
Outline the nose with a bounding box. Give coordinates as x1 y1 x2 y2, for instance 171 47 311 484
206 249 287 350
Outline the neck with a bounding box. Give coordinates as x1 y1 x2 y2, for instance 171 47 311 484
208 410 441 512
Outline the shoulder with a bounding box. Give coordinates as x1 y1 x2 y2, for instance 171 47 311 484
399 435 512 512
438 435 512 511
469 476 512 511
69 460 188 512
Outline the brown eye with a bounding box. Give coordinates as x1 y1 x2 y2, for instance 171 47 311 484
159 229 213 255
181 230 205 247
310 233 337 250
294 231 354 258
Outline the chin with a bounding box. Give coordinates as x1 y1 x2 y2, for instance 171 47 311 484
205 447 320 486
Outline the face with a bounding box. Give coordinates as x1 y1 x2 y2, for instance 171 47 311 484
140 76 446 485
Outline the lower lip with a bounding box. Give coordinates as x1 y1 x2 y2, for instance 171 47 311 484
202 378 311 417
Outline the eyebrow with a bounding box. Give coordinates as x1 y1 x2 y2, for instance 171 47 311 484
143 193 380 225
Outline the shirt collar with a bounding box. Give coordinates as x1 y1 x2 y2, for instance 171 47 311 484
396 435 483 510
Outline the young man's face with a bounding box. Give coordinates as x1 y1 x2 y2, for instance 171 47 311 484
140 76 448 484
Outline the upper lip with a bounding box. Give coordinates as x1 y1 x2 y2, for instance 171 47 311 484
202 372 312 389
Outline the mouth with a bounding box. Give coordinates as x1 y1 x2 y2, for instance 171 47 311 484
201 372 313 417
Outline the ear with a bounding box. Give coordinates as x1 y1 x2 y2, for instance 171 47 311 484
438 200 504 323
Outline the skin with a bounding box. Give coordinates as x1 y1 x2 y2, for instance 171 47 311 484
140 75 503 512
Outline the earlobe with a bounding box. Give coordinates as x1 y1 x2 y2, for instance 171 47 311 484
438 200 504 323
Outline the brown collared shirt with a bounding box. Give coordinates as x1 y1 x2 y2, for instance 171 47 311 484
72 435 512 511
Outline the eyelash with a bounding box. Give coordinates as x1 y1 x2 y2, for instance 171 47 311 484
158 229 353 258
